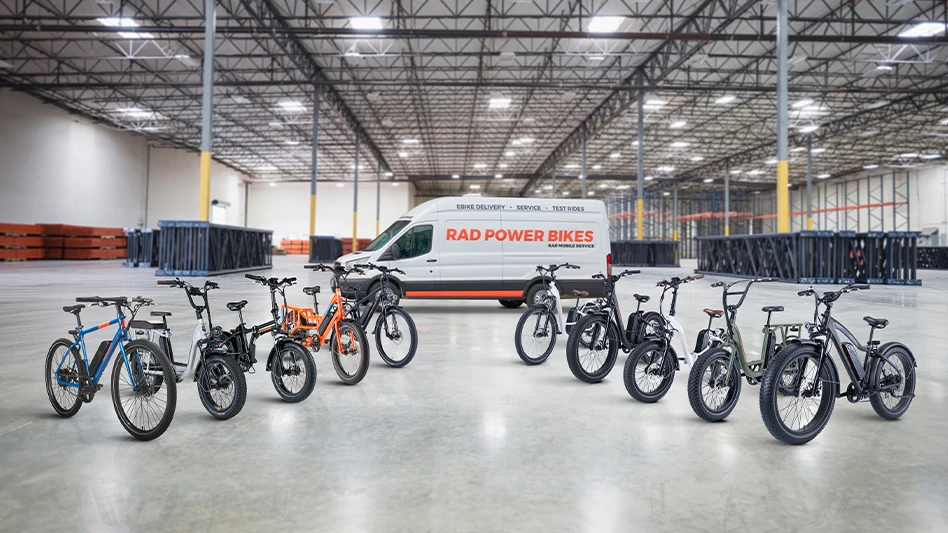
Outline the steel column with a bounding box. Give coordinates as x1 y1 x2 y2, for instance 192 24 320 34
310 87 319 236
806 134 813 230
353 132 360 250
581 124 587 199
673 186 679 241
198 0 216 221
551 164 556 198
724 160 730 236
376 166 381 237
775 0 789 232
636 70 645 241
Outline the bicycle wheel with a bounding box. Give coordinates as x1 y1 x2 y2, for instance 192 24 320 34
270 341 317 403
869 346 916 420
623 341 677 403
687 348 742 422
331 319 370 385
111 340 177 441
514 306 557 365
565 314 619 383
375 307 418 368
45 338 83 417
759 346 838 445
197 355 247 420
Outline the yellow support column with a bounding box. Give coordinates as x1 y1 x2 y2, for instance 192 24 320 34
777 160 790 232
352 211 359 251
636 198 644 240
199 152 212 221
376 220 380 237
309 194 317 235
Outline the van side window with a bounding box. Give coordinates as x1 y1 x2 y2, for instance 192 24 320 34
390 225 433 260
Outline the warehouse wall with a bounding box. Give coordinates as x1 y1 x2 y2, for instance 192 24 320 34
0 89 248 228
0 90 149 227
246 181 414 242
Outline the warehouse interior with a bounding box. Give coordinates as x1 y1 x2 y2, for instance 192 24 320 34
1 1 947 531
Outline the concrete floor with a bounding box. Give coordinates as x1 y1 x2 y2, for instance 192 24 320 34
0 256 945 532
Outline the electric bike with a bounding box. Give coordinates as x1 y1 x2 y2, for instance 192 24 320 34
622 275 717 403
513 263 598 365
347 263 419 368
565 269 664 383
685 277 801 422
138 279 247 420
236 275 317 402
282 264 370 385
45 296 177 440
759 284 917 445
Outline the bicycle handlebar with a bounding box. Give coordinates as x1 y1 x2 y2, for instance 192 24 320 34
353 263 406 276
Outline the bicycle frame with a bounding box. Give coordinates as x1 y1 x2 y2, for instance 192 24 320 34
57 313 138 392
346 270 401 332
283 286 348 352
652 276 712 366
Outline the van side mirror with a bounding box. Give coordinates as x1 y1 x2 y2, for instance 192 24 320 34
379 248 395 261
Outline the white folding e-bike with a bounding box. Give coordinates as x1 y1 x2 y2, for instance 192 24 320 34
622 275 725 402
514 263 600 365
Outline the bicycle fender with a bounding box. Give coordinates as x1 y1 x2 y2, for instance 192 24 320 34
788 340 840 384
878 342 917 368
265 338 302 372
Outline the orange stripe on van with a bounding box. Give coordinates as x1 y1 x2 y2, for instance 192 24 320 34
405 290 523 298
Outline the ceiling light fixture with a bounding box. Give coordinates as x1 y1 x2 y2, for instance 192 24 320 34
876 64 894 71
470 184 481 189
715 95 736 105
451 174 460 179
656 165 675 172
474 163 487 169
748 170 762 176
285 140 300 146
644 176 655 181
269 182 277 187
277 100 306 112
588 16 625 33
765 158 779 165
592 164 602 170
798 125 820 133
670 141 689 148
402 139 420 144
385 172 394 177
898 22 947 38
690 156 704 162
398 151 408 158
669 120 687 129
663 191 671 196
817 173 831 179
811 147 827 154
349 17 383 30
730 170 743 175
863 164 880 169
610 152 621 159
336 182 346 188
792 98 814 108
506 151 516 157
489 97 512 108
703 178 714 183
921 154 942 160
899 153 920 158
565 164 579 169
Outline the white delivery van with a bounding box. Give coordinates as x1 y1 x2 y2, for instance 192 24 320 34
334 196 612 307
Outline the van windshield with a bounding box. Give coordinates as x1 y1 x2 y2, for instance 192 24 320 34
362 220 410 252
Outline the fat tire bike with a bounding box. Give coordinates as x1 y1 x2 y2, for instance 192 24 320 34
622 275 715 403
46 296 177 441
684 277 801 422
345 263 419 368
135 279 247 420
565 269 665 383
283 264 371 385
759 284 917 445
235 275 318 402
513 263 598 365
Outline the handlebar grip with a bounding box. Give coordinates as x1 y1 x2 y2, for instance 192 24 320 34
797 290 810 297
691 274 704 280
156 280 175 285
245 274 263 281
395 269 406 275
710 282 724 288
206 281 219 289
354 263 371 269
567 265 580 269
761 277 779 282
75 296 99 303
624 269 641 275
852 284 870 290
286 277 297 283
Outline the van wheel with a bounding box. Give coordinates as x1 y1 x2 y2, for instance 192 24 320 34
525 284 552 307
499 299 524 309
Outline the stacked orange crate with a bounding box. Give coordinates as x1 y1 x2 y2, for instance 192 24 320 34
280 239 310 255
0 223 44 260
58 225 127 260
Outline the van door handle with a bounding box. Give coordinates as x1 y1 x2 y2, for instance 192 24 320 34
427 259 437 263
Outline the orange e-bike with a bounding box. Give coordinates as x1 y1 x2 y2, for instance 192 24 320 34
282 264 370 385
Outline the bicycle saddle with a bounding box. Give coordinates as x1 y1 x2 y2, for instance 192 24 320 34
63 304 85 314
703 308 724 318
634 294 650 303
863 316 888 329
762 306 784 313
572 290 589 297
303 286 320 295
150 311 172 317
227 300 248 312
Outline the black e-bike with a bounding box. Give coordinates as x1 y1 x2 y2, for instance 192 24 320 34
345 263 419 368
759 284 917 445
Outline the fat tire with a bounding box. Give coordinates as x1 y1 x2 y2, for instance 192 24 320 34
45 338 83 417
687 348 742 422
869 347 916 420
565 313 619 383
375 307 418 368
623 340 677 403
514 306 557 365
331 319 370 385
196 355 247 420
759 345 837 445
270 341 317 403
111 340 177 441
